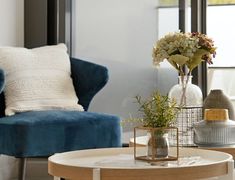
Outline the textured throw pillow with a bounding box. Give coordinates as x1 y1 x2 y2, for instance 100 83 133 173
0 44 84 116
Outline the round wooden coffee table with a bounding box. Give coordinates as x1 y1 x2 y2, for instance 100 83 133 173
48 147 234 180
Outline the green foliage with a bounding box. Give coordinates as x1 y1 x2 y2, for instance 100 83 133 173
133 91 179 128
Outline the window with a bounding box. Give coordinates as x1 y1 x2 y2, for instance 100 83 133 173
207 1 235 108
158 0 235 6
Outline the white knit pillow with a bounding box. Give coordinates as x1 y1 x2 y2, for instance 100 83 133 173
0 44 84 116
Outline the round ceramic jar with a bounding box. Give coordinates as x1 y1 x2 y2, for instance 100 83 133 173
193 109 235 147
203 89 235 120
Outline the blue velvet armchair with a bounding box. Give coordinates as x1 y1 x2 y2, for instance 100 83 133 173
0 58 121 180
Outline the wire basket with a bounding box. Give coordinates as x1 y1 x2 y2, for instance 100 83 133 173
170 107 202 147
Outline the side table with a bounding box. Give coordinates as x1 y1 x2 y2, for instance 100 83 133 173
48 147 234 180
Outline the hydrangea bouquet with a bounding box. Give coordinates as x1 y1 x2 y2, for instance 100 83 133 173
152 32 216 76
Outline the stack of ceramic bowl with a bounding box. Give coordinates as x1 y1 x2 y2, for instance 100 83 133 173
193 109 235 147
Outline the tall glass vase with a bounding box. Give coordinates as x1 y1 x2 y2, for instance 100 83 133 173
168 76 202 107
168 75 203 146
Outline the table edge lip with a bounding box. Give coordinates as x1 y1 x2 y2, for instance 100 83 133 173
48 147 233 169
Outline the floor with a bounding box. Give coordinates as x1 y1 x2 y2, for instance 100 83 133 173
0 155 52 180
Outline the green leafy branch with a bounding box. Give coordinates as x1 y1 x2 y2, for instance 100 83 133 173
129 91 180 128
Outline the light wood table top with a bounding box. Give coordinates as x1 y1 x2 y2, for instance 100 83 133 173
48 147 234 180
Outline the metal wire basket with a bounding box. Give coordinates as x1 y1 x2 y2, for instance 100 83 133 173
170 107 203 147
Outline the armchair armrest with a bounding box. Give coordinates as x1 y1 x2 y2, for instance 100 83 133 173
70 57 108 111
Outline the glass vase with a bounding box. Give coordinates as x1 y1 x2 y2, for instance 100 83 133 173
147 132 169 158
168 75 203 146
134 126 179 162
168 76 203 107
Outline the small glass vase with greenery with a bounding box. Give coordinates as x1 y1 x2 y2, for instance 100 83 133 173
131 91 180 159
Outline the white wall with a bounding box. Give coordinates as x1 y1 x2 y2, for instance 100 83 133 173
0 1 24 180
72 0 177 131
71 0 178 141
0 0 24 46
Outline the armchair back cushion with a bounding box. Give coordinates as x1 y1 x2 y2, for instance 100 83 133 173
70 58 108 110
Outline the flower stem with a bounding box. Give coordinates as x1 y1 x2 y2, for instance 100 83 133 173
180 75 190 106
